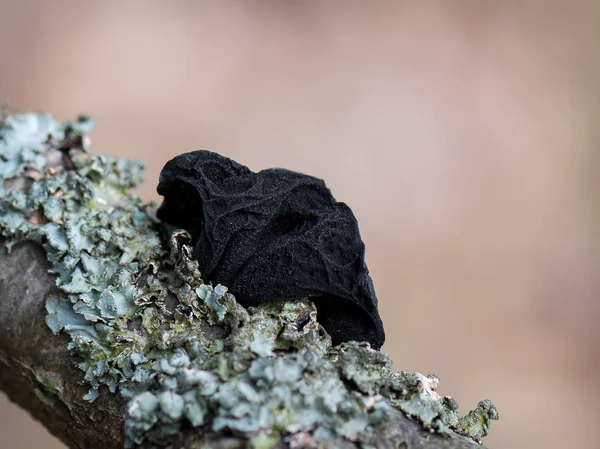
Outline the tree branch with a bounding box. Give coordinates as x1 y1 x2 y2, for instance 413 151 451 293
0 113 496 449
0 243 485 449
0 241 124 448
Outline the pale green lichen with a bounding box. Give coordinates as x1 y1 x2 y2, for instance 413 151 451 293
454 400 499 444
0 113 498 448
35 370 64 395
33 370 64 406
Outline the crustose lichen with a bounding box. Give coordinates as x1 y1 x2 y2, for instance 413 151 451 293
0 113 498 448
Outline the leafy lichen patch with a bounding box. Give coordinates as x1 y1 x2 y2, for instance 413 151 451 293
0 113 498 448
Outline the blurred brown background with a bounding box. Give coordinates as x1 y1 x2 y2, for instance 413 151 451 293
1 1 599 448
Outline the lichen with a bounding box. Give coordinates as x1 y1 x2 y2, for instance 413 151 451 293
454 400 499 444
0 113 498 448
35 370 63 395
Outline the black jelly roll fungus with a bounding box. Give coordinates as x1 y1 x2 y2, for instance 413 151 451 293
157 151 385 349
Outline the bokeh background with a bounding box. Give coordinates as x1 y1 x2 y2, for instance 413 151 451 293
1 1 599 448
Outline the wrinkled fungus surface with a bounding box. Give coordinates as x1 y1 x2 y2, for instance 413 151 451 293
157 150 384 349
0 113 498 448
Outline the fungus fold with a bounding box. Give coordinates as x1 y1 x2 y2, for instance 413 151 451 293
157 151 385 349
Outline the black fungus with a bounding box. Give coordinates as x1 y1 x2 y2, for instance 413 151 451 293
157 151 385 349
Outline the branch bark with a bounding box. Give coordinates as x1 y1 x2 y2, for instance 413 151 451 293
0 241 124 448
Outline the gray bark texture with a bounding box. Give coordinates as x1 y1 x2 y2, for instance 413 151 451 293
0 241 485 449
